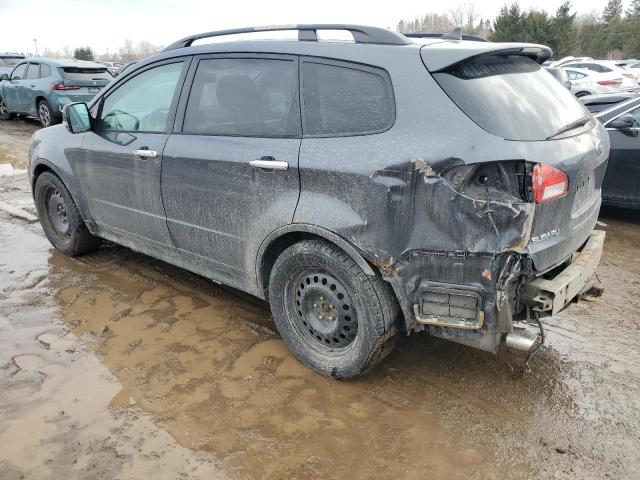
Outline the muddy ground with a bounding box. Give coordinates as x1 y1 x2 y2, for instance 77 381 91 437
0 119 639 480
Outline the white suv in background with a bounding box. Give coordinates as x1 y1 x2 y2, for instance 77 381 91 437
562 60 638 88
564 67 630 97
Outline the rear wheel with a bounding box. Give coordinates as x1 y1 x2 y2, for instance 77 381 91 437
34 172 99 256
37 99 60 127
268 239 400 379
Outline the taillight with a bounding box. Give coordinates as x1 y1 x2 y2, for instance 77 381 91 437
531 163 568 204
51 82 80 91
597 78 622 85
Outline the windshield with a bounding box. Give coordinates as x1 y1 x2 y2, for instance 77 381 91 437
433 54 589 141
60 67 113 81
0 57 24 67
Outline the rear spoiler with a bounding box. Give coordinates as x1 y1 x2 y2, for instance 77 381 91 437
421 43 553 71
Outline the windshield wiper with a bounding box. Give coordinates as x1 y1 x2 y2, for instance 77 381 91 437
546 116 591 140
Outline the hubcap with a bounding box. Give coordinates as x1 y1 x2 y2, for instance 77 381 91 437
39 104 50 126
47 190 69 235
293 272 357 348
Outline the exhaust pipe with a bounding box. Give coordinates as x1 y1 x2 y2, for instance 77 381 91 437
505 328 538 351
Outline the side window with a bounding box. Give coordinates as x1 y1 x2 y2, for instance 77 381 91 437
301 60 395 136
182 57 299 137
40 64 51 77
26 63 40 79
97 62 184 133
11 63 27 80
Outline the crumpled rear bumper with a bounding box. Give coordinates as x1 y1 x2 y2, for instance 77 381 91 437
520 230 606 315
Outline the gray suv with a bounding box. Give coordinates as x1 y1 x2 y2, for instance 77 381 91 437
28 25 608 378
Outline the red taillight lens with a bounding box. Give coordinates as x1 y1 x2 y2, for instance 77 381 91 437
532 163 568 204
597 78 622 85
51 82 80 91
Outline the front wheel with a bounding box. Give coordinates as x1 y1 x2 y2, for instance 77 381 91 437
269 239 400 379
575 91 591 98
34 172 100 256
0 97 14 120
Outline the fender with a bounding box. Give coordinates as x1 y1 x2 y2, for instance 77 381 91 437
256 223 377 295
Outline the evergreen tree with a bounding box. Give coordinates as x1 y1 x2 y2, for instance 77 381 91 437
552 2 577 58
489 4 524 42
602 0 623 23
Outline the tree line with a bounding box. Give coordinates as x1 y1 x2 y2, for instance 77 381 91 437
397 0 640 59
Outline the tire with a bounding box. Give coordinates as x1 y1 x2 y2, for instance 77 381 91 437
37 99 60 127
0 96 14 120
268 239 400 379
34 172 99 256
575 91 590 98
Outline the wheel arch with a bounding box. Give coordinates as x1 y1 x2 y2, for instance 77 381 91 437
256 224 377 297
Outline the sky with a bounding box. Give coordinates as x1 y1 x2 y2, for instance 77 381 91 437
0 0 624 55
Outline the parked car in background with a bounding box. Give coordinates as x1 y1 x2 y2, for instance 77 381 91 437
0 52 25 76
545 66 571 89
114 61 137 77
551 56 593 68
594 97 640 209
623 61 640 82
564 67 628 97
28 25 607 378
0 58 112 127
101 62 122 76
562 60 638 88
579 92 638 113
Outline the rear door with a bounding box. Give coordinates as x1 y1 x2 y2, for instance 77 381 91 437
603 105 640 206
162 54 301 288
22 62 40 115
80 58 189 259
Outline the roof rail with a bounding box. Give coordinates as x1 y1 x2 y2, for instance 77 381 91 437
163 24 412 51
404 31 488 43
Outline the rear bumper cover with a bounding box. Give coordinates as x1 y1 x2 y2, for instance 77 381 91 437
520 230 605 315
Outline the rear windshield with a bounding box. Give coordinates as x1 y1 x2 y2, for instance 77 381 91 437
433 55 589 141
60 67 113 81
0 57 24 67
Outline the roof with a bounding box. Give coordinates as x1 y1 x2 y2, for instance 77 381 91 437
24 57 108 68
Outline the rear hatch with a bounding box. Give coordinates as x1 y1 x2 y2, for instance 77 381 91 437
56 66 112 102
421 45 608 272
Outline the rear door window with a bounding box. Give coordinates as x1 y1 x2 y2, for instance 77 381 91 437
301 59 395 136
182 57 299 137
26 63 40 79
60 67 113 81
40 64 51 77
432 54 589 141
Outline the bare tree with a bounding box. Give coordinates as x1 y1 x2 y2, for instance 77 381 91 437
449 2 479 31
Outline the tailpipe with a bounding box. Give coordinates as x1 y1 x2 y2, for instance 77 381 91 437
505 328 538 351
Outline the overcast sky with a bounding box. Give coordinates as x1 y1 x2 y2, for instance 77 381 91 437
0 0 624 55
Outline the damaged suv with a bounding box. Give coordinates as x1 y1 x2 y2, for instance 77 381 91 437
28 25 607 378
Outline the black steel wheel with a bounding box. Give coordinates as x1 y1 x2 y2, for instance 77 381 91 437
34 172 99 256
0 97 13 120
292 271 358 349
269 239 400 379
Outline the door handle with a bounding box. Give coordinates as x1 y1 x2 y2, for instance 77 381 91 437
249 157 288 170
132 149 158 159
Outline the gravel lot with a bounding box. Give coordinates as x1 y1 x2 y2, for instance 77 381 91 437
1 119 639 480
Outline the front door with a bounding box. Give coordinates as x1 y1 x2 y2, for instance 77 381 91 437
4 63 27 112
162 54 301 289
80 59 189 259
603 105 640 207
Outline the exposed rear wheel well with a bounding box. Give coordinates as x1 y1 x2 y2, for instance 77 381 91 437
259 231 323 296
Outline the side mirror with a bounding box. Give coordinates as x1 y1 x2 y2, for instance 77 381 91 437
62 102 92 134
608 114 636 130
0 74 9 81
564 80 572 89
